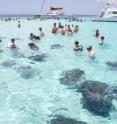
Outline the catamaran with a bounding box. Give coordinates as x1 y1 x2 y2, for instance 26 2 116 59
37 0 66 18
47 7 65 16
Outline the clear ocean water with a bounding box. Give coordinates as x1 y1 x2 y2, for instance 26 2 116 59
0 16 117 124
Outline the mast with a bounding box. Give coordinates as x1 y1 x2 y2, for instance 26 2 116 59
40 0 46 15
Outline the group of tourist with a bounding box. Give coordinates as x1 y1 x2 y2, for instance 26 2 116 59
29 27 45 41
73 29 105 59
52 22 79 36
51 22 105 59
68 18 83 22
95 29 105 45
0 20 105 60
1 17 35 22
28 27 45 50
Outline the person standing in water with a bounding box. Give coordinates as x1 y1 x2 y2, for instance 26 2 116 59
8 39 16 49
67 25 73 36
52 23 58 33
74 25 79 33
30 33 35 40
99 36 105 45
74 41 83 51
95 29 100 38
58 22 62 29
64 24 68 32
60 26 66 35
87 45 95 59
18 21 21 28
39 27 45 37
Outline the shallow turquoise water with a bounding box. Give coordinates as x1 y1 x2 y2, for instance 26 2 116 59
0 18 117 124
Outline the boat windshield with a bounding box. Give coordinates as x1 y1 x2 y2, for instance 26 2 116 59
112 11 117 14
100 11 105 17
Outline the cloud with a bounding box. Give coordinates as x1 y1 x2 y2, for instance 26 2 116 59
96 0 117 3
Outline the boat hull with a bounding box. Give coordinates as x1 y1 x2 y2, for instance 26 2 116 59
92 17 117 22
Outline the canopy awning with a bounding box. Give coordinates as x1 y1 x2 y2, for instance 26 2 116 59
50 7 63 11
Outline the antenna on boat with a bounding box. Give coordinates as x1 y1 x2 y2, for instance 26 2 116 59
50 0 53 7
40 0 46 15
106 3 110 6
105 2 114 8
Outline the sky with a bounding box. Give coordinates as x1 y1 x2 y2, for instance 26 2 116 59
0 0 117 15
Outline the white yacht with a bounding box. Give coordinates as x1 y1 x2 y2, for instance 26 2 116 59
92 5 117 22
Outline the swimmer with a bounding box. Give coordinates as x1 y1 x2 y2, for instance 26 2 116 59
8 39 16 49
74 41 83 51
95 29 100 38
71 24 74 30
87 45 95 58
64 24 68 31
80 19 83 22
99 36 105 45
18 21 21 28
67 25 71 31
30 33 35 40
39 27 45 37
74 25 79 33
67 30 73 36
52 23 58 33
67 25 73 36
60 26 66 35
58 22 62 29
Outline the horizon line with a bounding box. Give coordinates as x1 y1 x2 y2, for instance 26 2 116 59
0 14 96 16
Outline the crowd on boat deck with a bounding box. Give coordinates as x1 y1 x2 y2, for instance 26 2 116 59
0 19 105 59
